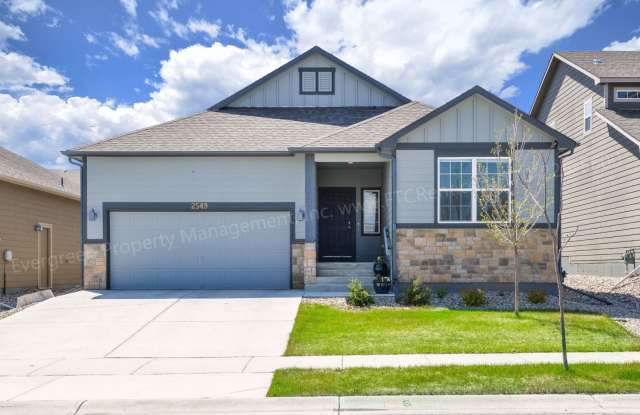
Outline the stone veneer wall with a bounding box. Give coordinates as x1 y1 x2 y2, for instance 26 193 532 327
291 242 304 289
303 242 317 284
83 243 107 289
396 228 555 283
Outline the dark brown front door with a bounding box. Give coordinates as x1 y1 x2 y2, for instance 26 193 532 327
318 187 356 262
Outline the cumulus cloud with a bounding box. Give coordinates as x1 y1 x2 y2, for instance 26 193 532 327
604 36 640 51
6 0 47 16
0 0 607 168
0 51 67 90
0 20 25 49
119 0 137 17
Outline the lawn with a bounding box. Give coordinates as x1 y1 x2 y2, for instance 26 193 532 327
268 363 640 396
285 304 640 355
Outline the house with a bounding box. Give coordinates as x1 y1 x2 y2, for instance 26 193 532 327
63 46 575 291
531 51 640 277
0 147 81 292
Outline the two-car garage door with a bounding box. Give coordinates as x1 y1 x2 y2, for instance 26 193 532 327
109 211 291 290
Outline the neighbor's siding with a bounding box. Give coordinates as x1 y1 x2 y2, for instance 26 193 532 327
537 61 640 276
86 156 306 240
0 181 80 289
228 53 403 108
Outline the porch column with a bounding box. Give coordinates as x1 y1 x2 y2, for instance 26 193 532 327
304 153 317 284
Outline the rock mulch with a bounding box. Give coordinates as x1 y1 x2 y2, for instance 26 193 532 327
305 275 640 336
0 286 80 320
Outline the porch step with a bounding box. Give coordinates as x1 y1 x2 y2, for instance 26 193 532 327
314 276 376 284
317 262 374 271
305 283 376 293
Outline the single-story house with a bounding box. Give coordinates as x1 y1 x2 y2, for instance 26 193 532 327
0 146 81 291
532 51 640 277
63 46 576 291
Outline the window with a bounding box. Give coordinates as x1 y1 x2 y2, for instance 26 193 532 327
583 98 592 134
362 188 381 235
299 68 335 94
438 158 511 223
614 87 640 102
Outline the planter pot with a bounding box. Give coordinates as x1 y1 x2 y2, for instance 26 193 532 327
373 281 391 294
373 262 387 276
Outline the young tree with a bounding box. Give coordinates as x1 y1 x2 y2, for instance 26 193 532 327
478 111 543 315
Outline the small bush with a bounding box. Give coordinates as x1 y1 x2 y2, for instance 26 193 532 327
403 279 431 306
435 286 448 299
461 288 486 307
527 288 548 304
347 279 374 307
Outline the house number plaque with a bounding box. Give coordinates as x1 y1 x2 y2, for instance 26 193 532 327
191 202 209 210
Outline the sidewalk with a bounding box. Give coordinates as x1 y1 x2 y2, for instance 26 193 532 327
3 394 640 414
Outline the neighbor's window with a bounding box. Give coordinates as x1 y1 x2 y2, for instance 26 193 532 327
362 188 381 235
438 158 510 223
299 68 335 94
583 98 592 134
614 87 640 102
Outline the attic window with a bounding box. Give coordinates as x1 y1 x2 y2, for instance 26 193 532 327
614 87 640 102
299 68 335 95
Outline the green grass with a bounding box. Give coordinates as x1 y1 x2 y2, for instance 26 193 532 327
268 363 640 396
285 304 640 355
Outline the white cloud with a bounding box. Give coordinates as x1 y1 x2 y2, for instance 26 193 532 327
604 36 640 51
499 85 519 99
0 51 67 90
6 0 47 16
0 20 25 49
0 0 607 168
84 33 96 44
187 18 220 40
110 32 140 57
119 0 137 17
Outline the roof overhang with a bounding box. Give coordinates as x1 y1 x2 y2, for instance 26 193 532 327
595 110 640 148
0 174 80 201
61 150 294 157
289 146 377 153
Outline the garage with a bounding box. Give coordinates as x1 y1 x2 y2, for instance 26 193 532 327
108 210 292 290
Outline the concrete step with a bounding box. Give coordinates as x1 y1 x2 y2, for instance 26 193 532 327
317 262 374 271
314 276 375 284
316 269 376 277
305 283 377 292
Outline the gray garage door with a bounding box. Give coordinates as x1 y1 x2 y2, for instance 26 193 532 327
109 211 291 289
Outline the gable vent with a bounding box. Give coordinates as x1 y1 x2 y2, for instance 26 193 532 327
301 71 316 93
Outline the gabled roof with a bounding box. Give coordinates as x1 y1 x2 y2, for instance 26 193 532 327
293 101 432 152
209 46 410 110
378 85 578 150
595 108 640 146
62 107 394 156
531 51 640 117
0 147 80 200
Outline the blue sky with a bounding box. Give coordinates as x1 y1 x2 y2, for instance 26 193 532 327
1 0 640 167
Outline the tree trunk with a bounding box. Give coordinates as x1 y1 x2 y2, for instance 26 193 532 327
514 245 520 315
551 232 569 370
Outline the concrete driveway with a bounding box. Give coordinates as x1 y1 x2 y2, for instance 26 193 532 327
0 290 302 401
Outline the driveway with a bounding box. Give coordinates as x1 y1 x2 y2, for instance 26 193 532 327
0 290 301 401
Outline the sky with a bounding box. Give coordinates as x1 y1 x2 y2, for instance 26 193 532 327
1 0 640 168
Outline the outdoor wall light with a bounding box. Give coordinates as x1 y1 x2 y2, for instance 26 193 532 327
297 208 306 221
34 223 43 232
88 208 99 221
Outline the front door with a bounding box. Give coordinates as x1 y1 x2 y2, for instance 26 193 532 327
318 187 356 261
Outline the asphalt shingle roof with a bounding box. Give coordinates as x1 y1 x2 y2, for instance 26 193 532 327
0 147 80 198
557 51 640 79
296 102 433 150
596 108 640 142
65 107 395 154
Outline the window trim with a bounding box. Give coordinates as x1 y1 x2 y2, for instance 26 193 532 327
361 187 381 236
613 87 640 102
583 98 592 134
437 157 511 224
299 67 336 95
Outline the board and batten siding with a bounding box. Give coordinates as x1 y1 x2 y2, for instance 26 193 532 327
396 150 435 224
399 94 554 144
228 53 403 108
86 156 306 241
536 61 640 276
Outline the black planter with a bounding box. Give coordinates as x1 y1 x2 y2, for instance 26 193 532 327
373 262 387 276
373 281 391 294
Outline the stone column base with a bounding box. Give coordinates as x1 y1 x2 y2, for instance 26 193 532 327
291 243 304 289
83 243 107 289
303 242 317 284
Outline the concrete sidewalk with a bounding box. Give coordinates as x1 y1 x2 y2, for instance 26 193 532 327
2 394 640 414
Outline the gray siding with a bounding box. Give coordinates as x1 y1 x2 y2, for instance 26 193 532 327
228 53 403 108
317 166 385 261
537 61 640 277
396 150 434 224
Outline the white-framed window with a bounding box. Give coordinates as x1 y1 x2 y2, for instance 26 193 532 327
583 98 592 134
362 188 381 235
614 87 640 102
437 157 511 223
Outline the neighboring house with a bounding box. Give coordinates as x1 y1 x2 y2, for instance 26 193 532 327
0 147 81 291
63 46 575 291
532 51 640 277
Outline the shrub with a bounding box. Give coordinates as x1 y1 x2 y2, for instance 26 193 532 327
527 288 548 304
461 288 487 307
435 286 448 300
402 279 431 306
347 279 374 307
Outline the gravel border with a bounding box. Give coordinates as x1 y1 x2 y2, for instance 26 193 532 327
0 286 80 321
